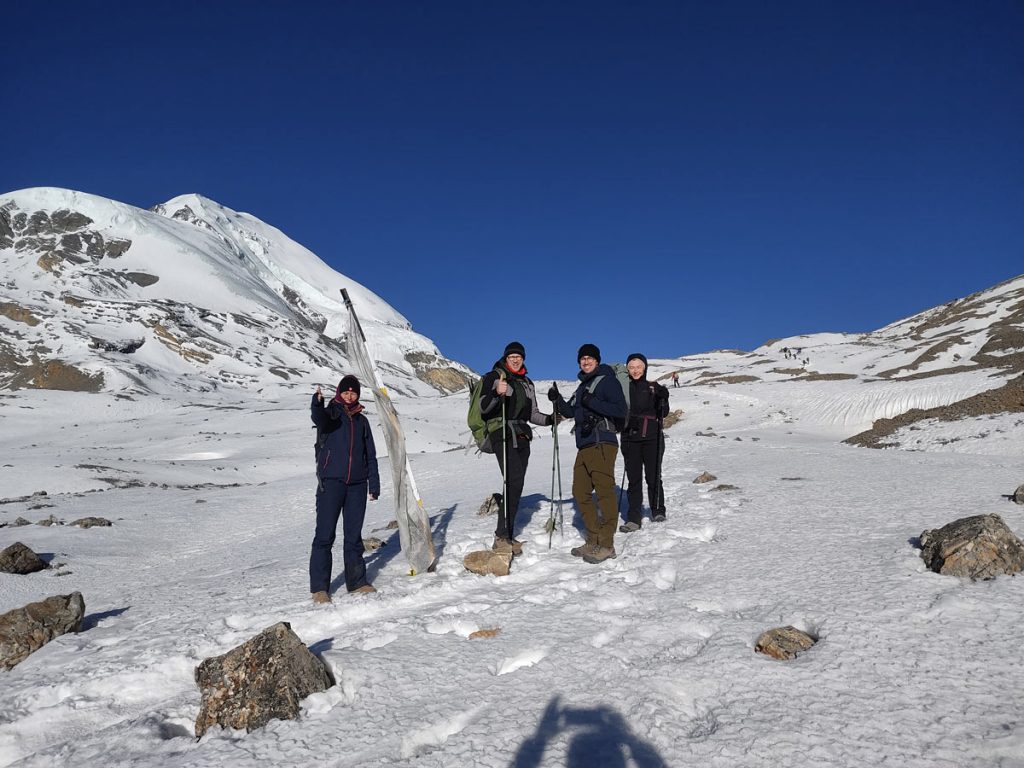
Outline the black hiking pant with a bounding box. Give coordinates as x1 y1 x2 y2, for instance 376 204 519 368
310 479 369 593
489 430 531 540
622 437 665 525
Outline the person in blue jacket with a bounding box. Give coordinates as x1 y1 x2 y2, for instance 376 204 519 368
549 343 627 564
310 375 380 603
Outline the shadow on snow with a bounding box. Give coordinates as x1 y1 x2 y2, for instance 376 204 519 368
510 695 667 768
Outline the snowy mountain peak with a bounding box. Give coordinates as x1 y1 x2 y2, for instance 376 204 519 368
0 187 472 396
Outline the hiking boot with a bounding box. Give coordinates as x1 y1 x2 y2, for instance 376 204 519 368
492 537 515 553
570 543 597 558
652 513 667 523
582 546 617 564
351 584 377 594
311 591 331 604
619 521 641 533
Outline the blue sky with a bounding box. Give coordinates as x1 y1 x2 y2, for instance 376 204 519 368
4 1 1022 378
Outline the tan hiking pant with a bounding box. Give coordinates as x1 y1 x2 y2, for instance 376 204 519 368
572 442 619 549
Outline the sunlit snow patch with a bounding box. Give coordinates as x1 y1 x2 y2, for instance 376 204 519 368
399 707 483 758
493 648 548 676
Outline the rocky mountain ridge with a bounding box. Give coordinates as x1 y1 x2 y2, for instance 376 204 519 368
0 188 472 397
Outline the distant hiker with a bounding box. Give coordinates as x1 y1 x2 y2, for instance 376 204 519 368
309 376 380 603
478 342 554 554
549 344 627 564
671 371 680 388
619 353 670 533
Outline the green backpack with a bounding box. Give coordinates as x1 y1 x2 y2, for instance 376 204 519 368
467 377 498 453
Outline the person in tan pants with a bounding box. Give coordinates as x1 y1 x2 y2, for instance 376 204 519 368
548 344 628 564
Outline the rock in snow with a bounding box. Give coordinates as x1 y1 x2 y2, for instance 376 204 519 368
693 471 717 484
194 622 332 737
477 492 503 516
754 626 817 660
70 517 113 528
1012 484 1024 505
463 550 513 577
0 542 49 574
0 592 85 670
919 514 1024 580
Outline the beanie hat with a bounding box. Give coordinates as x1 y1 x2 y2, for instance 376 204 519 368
503 341 526 359
577 343 601 363
336 375 361 399
626 352 648 368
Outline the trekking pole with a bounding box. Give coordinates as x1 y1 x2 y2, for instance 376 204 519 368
655 415 666 514
548 428 556 549
617 463 626 517
500 371 508 544
547 411 559 548
554 412 564 540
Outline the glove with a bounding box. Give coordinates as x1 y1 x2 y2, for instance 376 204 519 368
543 413 554 426
581 390 595 407
547 384 560 402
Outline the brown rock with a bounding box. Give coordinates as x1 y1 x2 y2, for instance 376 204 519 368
662 410 684 429
194 622 332 738
0 542 49 574
363 537 384 552
478 492 503 516
711 484 738 492
919 514 1024 580
693 471 717 484
1013 484 1024 505
469 628 501 639
70 517 113 528
754 626 816 660
0 592 85 669
463 550 513 577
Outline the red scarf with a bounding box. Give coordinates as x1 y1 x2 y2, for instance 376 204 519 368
343 402 364 416
504 361 527 376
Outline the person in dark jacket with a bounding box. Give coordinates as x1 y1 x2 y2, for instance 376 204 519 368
619 353 670 532
309 375 380 603
549 343 627 564
478 341 553 554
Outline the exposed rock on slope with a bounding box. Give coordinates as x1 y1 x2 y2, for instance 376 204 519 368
844 375 1024 448
1 188 473 396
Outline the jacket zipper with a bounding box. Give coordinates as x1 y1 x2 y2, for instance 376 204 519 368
346 413 355 483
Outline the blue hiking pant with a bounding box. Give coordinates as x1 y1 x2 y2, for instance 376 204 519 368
310 479 369 593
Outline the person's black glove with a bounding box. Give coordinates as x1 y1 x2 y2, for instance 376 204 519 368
543 413 554 426
581 390 595 407
547 384 560 402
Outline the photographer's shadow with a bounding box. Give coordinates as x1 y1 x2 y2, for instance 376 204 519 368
511 695 666 768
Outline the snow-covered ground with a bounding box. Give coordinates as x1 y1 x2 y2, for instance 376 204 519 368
2 375 1023 767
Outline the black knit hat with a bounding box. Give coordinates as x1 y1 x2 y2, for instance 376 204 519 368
626 352 648 368
336 375 360 398
503 341 526 359
577 343 601 363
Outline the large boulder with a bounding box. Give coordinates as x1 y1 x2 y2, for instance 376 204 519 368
0 592 85 670
754 626 816 660
919 514 1024 580
463 550 513 577
0 542 49 574
194 622 332 737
